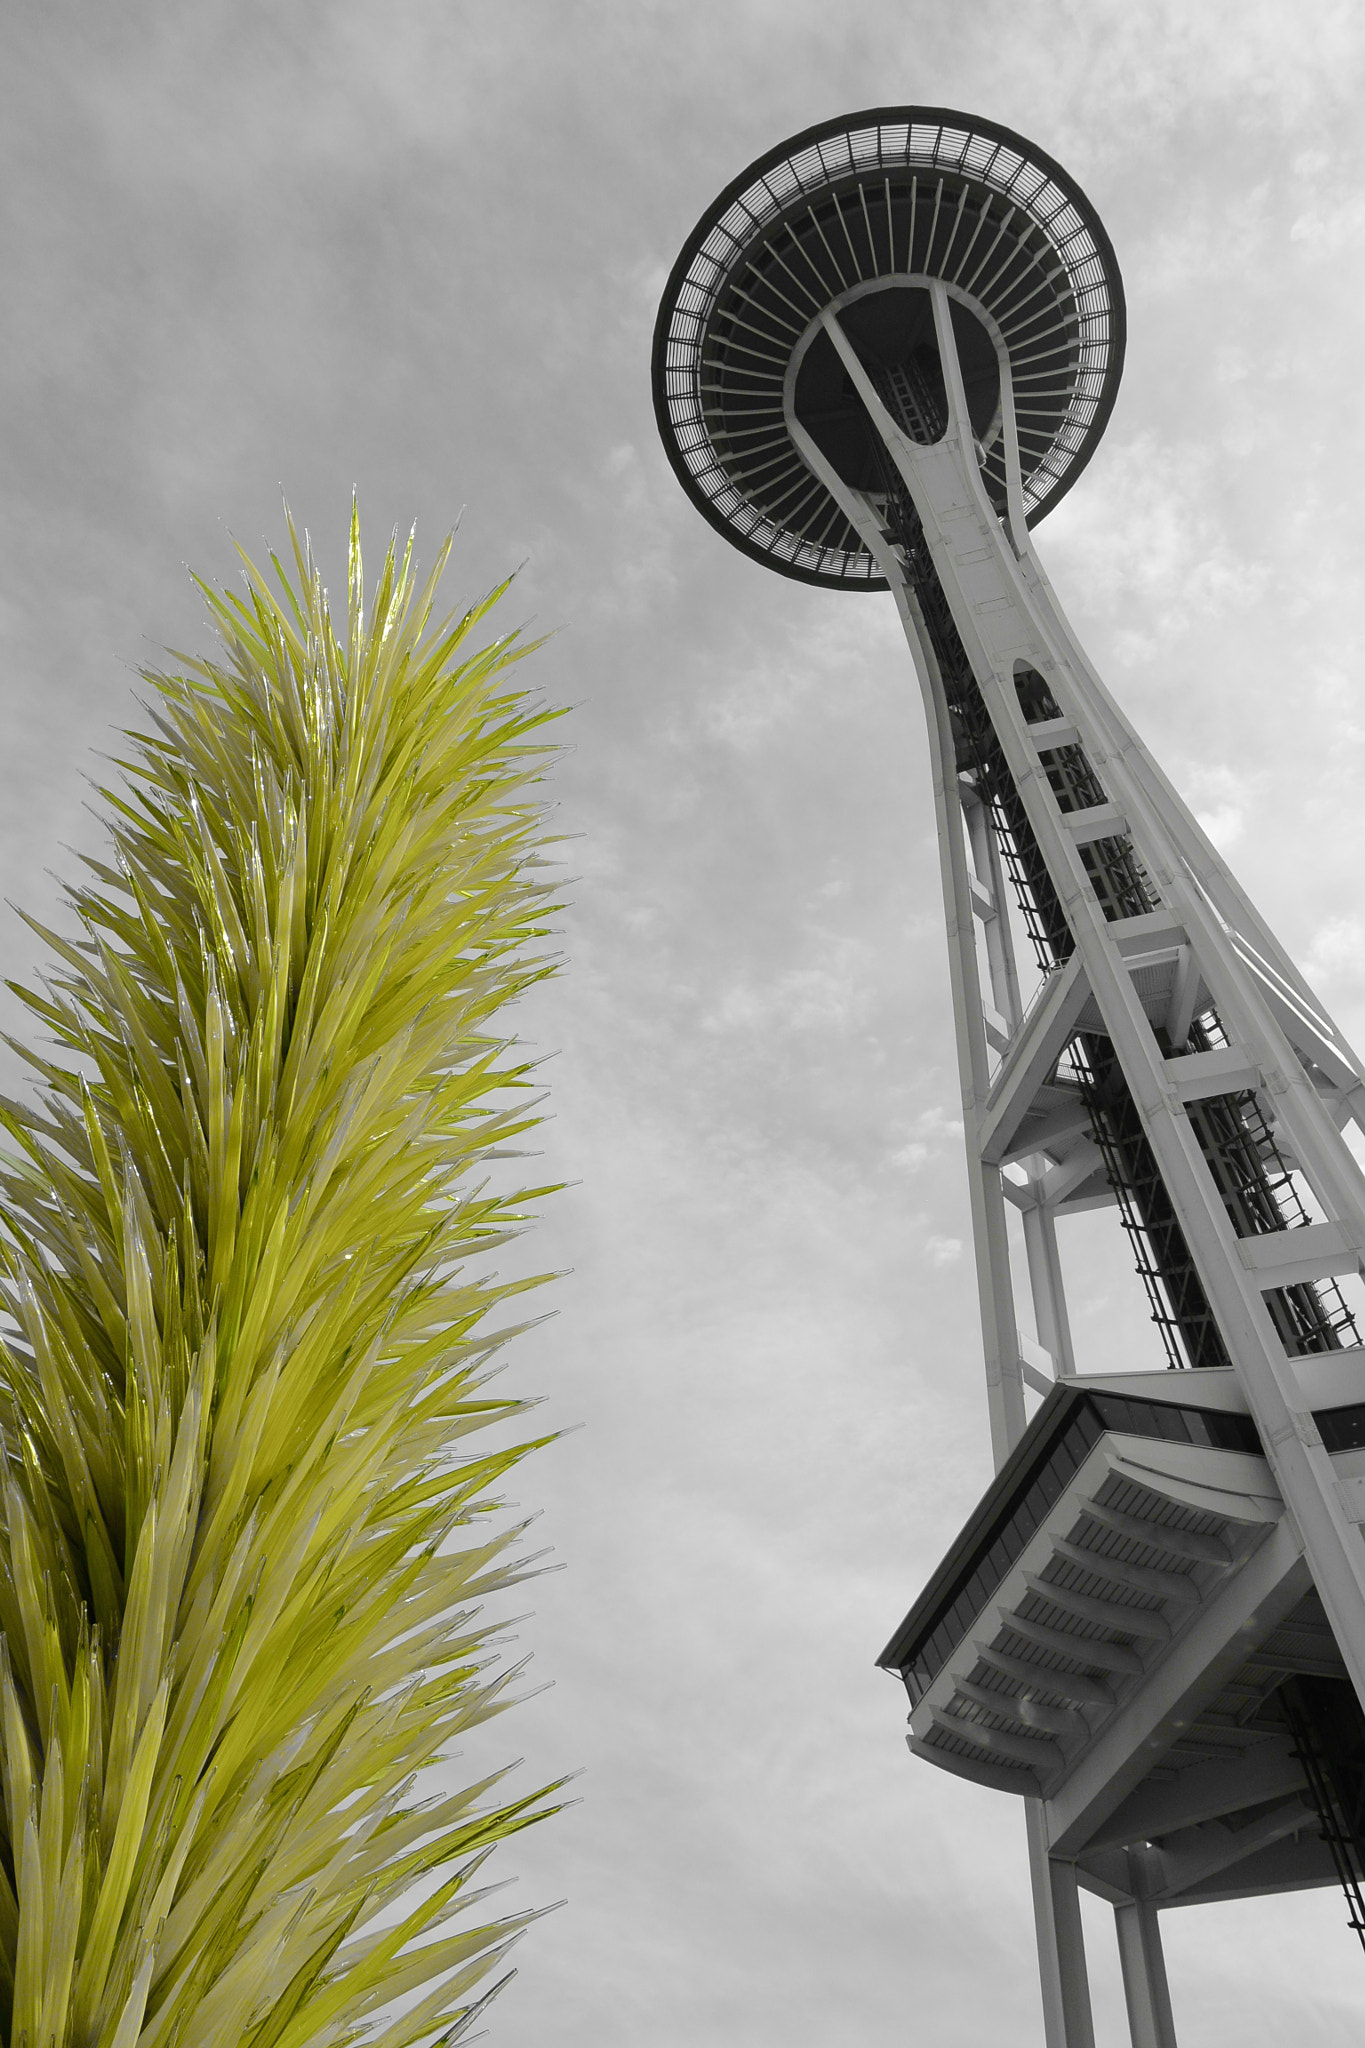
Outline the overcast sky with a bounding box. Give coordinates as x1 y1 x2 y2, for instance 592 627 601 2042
6 4 1365 2042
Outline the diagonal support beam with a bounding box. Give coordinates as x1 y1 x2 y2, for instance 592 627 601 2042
1144 1794 1317 1903
1081 1735 1308 1854
1046 1524 1308 1857
1036 1138 1106 1208
1005 1094 1093 1166
978 954 1091 1165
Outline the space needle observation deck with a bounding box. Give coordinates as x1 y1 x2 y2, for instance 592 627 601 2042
652 106 1124 584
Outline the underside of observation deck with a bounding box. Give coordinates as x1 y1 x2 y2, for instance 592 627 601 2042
652 106 1125 587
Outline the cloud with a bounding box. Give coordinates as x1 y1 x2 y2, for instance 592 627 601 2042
1046 431 1254 646
1196 804 1245 848
1291 191 1365 256
1305 915 1365 994
889 1104 965 1174
7 6 1365 2042
1185 763 1258 850
699 957 871 1038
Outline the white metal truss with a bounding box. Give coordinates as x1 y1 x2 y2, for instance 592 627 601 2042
782 278 1365 2048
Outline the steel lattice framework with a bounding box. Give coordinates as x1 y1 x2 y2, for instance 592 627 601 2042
655 108 1365 2048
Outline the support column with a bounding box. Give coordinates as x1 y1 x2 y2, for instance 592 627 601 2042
1022 1199 1076 1375
1114 1895 1177 2048
1026 1804 1096 2048
965 788 1023 1030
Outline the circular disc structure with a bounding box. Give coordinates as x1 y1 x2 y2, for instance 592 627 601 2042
652 107 1126 590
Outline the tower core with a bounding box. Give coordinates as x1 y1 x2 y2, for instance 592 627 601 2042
655 109 1365 2047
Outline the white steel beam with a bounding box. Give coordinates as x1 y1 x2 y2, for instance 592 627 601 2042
1168 1835 1337 1906
1144 1795 1316 1903
1035 1139 1106 1209
1023 1196 1077 1372
1083 1735 1307 1852
781 399 1031 1466
796 304 1102 2045
1028 1806 1097 2048
1112 911 1188 958
1114 1882 1177 2048
1236 1220 1359 1290
977 955 1090 1164
966 787 1026 1030
1029 715 1081 748
1163 1047 1263 1101
1045 1526 1308 1858
1011 543 1365 1099
1003 1095 1093 1167
1164 946 1201 1050
1062 801 1129 846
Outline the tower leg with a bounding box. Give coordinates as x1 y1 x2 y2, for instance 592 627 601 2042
1026 1804 1095 2048
1114 1897 1177 2048
1022 1199 1076 1374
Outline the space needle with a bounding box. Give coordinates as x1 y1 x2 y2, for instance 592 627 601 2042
653 108 1365 2047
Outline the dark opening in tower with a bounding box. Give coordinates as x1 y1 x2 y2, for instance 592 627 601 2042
1281 1674 1365 1952
792 286 1001 474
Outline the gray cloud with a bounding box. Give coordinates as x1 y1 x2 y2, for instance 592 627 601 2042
4 2 1365 2040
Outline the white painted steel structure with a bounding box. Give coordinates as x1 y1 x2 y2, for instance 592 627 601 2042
654 109 1365 2047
